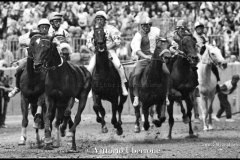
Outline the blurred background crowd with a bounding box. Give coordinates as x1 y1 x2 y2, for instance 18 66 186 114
0 1 240 66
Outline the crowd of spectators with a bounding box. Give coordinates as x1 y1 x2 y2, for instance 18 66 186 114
0 1 240 66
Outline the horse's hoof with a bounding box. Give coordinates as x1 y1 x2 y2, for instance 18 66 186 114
60 125 66 137
182 116 190 124
44 144 53 150
44 137 53 144
96 117 101 123
203 126 208 131
152 120 162 128
116 127 123 135
134 126 140 133
143 122 150 131
167 135 172 140
66 131 74 137
185 134 198 138
18 136 27 145
160 117 166 123
102 126 108 133
208 125 213 130
68 147 77 153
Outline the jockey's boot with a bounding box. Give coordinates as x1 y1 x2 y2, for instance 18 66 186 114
8 87 20 98
117 65 128 96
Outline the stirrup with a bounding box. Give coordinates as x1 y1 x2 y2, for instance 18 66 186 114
133 97 139 107
8 87 20 98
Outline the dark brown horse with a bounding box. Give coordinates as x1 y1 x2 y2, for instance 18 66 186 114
166 34 199 139
129 37 171 133
16 33 48 146
91 25 128 135
31 34 92 151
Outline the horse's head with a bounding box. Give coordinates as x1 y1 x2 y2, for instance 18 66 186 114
154 37 171 62
178 35 199 65
202 44 227 69
29 33 61 72
93 24 107 53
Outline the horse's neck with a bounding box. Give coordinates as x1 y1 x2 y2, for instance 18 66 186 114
95 51 109 73
26 58 35 77
49 48 62 67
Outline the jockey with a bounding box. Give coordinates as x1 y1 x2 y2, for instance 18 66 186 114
193 21 220 86
86 10 128 96
130 15 170 107
48 12 72 56
167 19 192 56
8 18 51 98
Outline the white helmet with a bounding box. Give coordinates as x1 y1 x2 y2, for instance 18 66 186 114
95 10 108 20
194 21 204 29
38 18 50 27
138 16 152 24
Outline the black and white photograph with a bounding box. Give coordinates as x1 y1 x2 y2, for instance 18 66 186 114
0 1 240 158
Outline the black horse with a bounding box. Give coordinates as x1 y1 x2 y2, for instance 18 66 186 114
16 33 48 146
31 34 92 151
91 25 128 135
166 34 199 139
129 38 171 133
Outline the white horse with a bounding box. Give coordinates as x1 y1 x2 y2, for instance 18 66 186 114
197 44 227 131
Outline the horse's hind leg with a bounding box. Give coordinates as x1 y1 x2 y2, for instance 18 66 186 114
19 94 29 145
178 100 190 124
134 104 141 133
118 95 127 126
167 99 174 139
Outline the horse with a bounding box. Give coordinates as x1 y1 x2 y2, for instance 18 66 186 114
91 25 128 135
31 34 92 151
16 33 48 147
166 34 200 139
197 43 227 131
129 37 171 133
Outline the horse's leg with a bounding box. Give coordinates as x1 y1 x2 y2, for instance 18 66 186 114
92 94 102 124
118 95 127 126
30 102 42 146
44 96 55 148
68 90 89 151
199 95 208 131
142 103 150 131
18 94 29 145
54 107 65 148
134 103 141 133
149 105 155 128
61 97 74 137
153 98 165 127
208 95 215 130
93 95 108 133
167 98 174 139
185 95 198 138
178 100 190 124
111 98 123 135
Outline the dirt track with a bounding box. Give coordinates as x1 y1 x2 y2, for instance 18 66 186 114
1 114 240 158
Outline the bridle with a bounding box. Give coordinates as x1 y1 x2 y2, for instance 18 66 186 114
176 35 199 64
29 35 64 71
